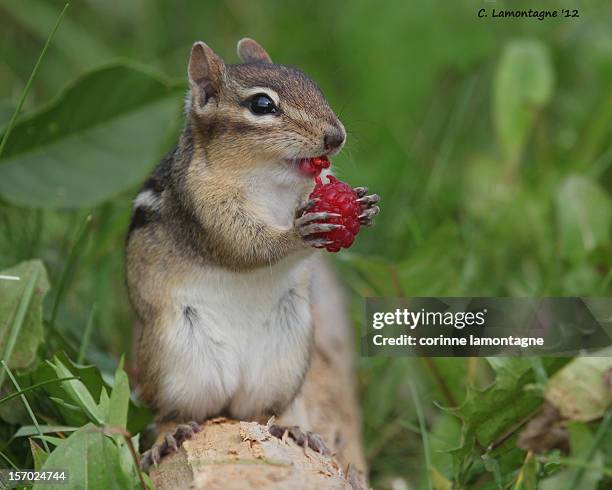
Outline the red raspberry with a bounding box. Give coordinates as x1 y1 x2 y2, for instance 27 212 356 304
298 156 331 177
306 175 361 252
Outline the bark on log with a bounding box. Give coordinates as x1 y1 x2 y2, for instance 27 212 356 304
150 257 368 489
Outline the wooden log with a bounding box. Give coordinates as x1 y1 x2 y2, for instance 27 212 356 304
150 257 368 489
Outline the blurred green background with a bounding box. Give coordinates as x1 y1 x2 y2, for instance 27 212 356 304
1 0 612 488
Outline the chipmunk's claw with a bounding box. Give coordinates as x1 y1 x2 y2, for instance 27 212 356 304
357 194 380 206
299 223 344 236
295 212 341 227
354 188 380 226
140 444 161 471
295 204 344 248
268 424 331 456
304 431 329 455
164 433 178 452
354 187 369 198
359 198 380 226
304 238 334 248
295 199 319 216
140 421 201 472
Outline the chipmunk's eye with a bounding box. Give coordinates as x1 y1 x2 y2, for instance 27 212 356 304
249 93 278 115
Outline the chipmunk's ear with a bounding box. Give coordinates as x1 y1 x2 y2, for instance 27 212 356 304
237 38 272 63
188 41 226 107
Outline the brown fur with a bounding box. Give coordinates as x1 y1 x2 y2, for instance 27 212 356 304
126 38 346 415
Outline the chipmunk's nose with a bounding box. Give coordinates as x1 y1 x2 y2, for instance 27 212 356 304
323 129 345 152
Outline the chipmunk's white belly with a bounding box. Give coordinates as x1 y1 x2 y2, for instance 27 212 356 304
157 254 314 421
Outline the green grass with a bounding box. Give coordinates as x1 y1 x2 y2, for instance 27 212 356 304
1 0 612 488
0 2 68 158
1 361 49 453
0 265 38 387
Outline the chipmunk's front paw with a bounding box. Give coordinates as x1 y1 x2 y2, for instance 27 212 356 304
140 421 201 471
269 424 331 456
294 199 344 249
354 187 380 226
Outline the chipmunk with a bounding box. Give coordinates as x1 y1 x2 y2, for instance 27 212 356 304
125 38 380 469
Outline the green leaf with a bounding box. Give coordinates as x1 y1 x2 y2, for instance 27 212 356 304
98 387 110 419
34 424 132 490
108 358 130 430
429 413 462 479
481 451 502 488
0 63 183 208
31 353 105 405
513 452 537 490
0 376 77 407
115 434 147 490
445 358 566 484
53 353 106 401
50 357 104 425
0 260 49 374
28 353 152 434
29 439 48 471
556 175 612 262
28 435 65 447
494 39 554 167
14 425 77 438
49 397 83 415
27 353 105 426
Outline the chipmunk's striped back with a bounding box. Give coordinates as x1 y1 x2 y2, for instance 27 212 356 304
126 38 378 470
